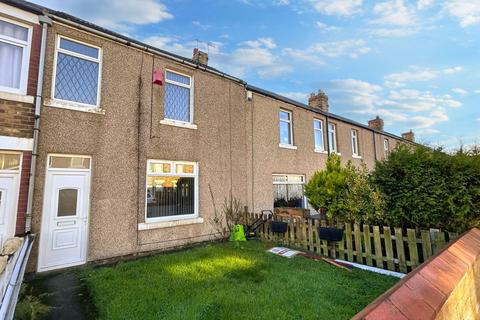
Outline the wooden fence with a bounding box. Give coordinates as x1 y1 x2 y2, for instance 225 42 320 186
245 212 458 273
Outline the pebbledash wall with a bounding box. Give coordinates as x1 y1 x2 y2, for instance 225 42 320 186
1 1 412 271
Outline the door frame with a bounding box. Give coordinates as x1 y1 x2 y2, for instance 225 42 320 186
0 151 22 246
37 154 92 272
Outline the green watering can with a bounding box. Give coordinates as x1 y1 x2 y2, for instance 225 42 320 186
229 224 246 242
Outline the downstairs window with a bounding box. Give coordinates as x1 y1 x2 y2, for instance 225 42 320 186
146 160 198 221
273 174 305 208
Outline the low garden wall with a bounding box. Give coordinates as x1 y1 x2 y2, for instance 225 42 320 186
245 213 457 273
352 228 480 319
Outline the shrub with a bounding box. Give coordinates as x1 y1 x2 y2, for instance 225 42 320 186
371 144 480 232
305 155 384 224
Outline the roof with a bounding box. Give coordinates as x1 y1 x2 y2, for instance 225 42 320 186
3 0 409 142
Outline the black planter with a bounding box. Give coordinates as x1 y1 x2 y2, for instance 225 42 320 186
318 227 344 242
271 221 288 234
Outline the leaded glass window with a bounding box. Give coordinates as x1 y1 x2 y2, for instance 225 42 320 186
164 70 193 123
54 36 101 107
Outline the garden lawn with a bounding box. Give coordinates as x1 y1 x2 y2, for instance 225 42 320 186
81 241 398 320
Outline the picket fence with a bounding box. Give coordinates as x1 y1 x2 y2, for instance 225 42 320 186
245 212 458 273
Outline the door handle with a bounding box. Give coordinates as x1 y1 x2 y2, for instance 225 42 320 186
57 221 76 227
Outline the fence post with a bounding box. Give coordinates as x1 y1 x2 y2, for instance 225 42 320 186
354 224 363 263
345 223 354 262
395 227 407 273
407 229 419 269
373 226 383 268
421 230 432 261
384 227 395 271
363 224 373 266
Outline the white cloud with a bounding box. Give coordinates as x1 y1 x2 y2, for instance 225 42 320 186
192 21 210 31
242 38 277 49
417 0 434 10
371 0 417 26
277 91 309 102
474 90 480 94
312 0 363 16
274 0 290 5
311 39 371 58
452 87 468 95
443 66 463 74
316 22 341 32
443 1 480 27
283 48 324 65
385 68 438 83
40 0 173 31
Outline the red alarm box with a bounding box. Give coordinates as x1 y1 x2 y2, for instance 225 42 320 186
153 70 164 85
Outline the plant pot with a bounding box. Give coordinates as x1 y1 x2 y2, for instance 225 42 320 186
271 221 288 234
318 227 344 242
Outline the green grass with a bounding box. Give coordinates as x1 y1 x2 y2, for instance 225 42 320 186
81 241 398 320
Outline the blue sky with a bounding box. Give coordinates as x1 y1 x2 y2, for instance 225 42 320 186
36 0 480 148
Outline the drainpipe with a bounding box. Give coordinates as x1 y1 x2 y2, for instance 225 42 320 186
325 115 330 155
25 16 51 233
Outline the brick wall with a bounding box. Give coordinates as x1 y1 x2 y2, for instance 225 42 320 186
27 24 42 97
352 228 480 320
15 151 31 235
0 100 35 138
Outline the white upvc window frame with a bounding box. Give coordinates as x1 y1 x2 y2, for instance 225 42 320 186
47 154 92 172
272 174 307 209
384 138 390 158
351 129 360 157
145 160 199 223
51 35 102 110
163 69 194 126
279 109 295 149
0 16 32 95
313 119 325 152
328 122 338 154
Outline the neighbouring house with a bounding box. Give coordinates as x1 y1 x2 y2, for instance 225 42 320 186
0 0 415 273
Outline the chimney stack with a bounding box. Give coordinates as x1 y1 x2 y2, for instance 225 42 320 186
368 116 384 131
193 48 208 65
402 130 415 142
308 90 329 112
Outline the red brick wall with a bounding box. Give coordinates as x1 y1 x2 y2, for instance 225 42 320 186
352 228 480 320
27 24 42 97
0 100 35 138
15 151 31 235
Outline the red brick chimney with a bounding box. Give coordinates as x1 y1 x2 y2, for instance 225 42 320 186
308 90 329 112
368 116 384 131
402 130 415 142
193 48 208 65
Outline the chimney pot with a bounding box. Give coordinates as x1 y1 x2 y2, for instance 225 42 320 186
193 48 208 65
402 130 415 142
308 90 329 112
368 116 384 131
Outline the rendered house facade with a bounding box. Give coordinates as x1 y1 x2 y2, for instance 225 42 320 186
0 0 414 272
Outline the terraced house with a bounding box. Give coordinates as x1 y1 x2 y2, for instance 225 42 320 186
0 0 415 272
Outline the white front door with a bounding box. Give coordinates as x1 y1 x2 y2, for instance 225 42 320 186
38 155 91 272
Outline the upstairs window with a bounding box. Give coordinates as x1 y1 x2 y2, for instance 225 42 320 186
53 36 101 107
146 160 198 221
384 138 390 158
0 18 31 94
351 129 360 157
328 123 337 153
164 70 193 123
313 119 324 152
279 110 293 146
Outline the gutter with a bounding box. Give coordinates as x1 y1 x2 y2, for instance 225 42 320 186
0 235 35 320
25 15 51 233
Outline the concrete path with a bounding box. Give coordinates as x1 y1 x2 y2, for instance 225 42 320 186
27 271 94 320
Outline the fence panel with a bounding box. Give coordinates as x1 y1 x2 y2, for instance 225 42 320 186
246 213 453 273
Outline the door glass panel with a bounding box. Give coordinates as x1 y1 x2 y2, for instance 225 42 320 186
57 189 78 217
50 156 90 169
0 153 21 170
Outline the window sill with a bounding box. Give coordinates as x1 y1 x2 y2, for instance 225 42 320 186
0 91 34 104
44 99 105 114
138 217 204 230
314 149 328 154
330 151 341 156
352 155 363 159
279 144 297 150
160 119 197 130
